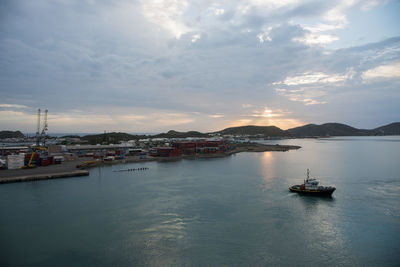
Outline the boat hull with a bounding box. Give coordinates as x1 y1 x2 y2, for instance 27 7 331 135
289 185 336 196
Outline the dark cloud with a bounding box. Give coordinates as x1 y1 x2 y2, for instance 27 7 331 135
0 0 399 131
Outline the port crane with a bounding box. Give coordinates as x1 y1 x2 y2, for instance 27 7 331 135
24 108 48 168
35 108 41 146
40 109 48 146
33 108 49 147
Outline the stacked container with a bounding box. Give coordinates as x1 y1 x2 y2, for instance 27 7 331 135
7 154 25 169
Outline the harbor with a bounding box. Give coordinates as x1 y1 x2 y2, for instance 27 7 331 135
0 142 300 184
0 110 301 184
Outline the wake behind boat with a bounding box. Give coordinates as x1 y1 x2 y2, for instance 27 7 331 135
289 169 336 196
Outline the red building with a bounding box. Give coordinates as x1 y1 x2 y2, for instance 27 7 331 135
172 141 225 155
149 147 182 157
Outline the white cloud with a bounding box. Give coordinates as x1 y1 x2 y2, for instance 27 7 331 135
293 33 339 45
191 34 201 43
276 87 328 106
214 8 225 15
289 97 327 105
275 70 353 86
324 6 348 26
209 114 224 118
362 61 400 81
246 0 299 9
242 104 254 108
289 89 304 93
291 0 384 47
303 23 344 33
273 69 346 106
257 26 273 43
0 104 28 109
360 0 381 11
140 0 190 38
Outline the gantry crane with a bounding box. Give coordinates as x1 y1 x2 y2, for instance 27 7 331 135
40 109 48 146
34 108 48 147
24 108 48 168
35 108 41 146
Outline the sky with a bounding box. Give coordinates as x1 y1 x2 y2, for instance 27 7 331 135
1 0 400 134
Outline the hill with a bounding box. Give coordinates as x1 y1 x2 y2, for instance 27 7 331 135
81 132 149 145
214 125 287 137
81 131 208 144
286 123 370 137
370 122 400 135
0 130 25 139
154 130 209 138
73 122 400 143
4 122 399 143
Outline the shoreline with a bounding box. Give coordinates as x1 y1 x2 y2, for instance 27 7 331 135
0 144 300 184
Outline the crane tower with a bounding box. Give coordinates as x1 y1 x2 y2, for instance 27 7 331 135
41 109 48 146
36 109 41 146
34 108 49 147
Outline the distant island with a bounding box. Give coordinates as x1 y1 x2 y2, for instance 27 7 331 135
1 122 399 144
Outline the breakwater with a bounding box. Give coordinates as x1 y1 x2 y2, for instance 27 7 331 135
229 143 301 154
0 170 89 184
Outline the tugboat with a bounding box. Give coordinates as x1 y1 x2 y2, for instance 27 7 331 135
289 169 336 196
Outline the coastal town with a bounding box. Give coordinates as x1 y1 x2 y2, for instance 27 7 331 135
1 110 396 184
2 118 399 184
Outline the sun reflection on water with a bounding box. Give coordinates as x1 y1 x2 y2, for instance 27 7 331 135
261 152 275 190
139 212 189 265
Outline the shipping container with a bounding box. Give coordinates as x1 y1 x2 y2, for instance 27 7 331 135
7 154 25 169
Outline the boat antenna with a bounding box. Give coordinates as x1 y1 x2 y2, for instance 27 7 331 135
307 169 310 180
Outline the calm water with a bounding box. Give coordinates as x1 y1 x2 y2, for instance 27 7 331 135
1 137 399 266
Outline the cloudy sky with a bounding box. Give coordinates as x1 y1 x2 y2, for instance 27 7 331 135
1 0 399 133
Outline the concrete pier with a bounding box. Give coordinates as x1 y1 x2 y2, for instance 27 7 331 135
0 170 89 184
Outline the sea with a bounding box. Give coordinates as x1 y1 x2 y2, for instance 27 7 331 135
0 136 399 266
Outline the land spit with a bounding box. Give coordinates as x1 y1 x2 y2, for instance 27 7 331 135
0 143 300 184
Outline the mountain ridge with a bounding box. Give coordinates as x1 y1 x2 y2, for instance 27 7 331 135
2 122 399 142
286 122 400 137
213 125 287 136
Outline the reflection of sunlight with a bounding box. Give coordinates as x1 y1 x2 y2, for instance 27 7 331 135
262 151 273 163
139 212 188 265
368 182 400 217
261 152 275 190
297 197 346 257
